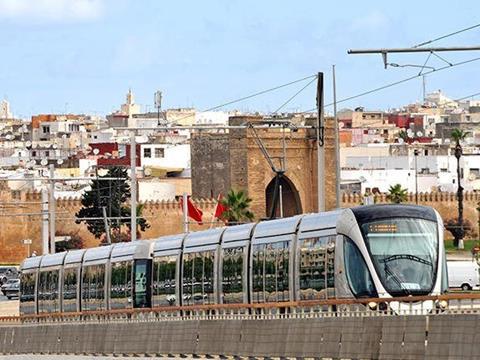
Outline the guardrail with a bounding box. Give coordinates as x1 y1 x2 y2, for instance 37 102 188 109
4 293 480 325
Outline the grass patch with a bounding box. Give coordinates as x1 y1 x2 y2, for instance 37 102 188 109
445 239 480 252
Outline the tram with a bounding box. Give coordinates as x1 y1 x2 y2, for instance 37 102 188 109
19 204 447 315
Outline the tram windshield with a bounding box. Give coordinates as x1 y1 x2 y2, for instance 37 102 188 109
361 218 438 296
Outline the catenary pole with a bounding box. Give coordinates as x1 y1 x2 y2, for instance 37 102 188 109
41 187 49 255
316 72 325 212
49 164 56 254
333 65 340 208
130 131 137 241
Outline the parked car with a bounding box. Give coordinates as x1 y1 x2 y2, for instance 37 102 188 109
0 267 18 285
447 260 480 291
1 278 19 299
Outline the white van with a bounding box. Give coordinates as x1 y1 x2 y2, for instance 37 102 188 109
447 260 480 291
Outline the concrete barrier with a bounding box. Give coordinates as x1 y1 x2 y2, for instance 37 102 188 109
1 315 480 358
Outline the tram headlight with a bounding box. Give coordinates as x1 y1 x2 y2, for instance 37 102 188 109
436 300 448 310
368 302 377 310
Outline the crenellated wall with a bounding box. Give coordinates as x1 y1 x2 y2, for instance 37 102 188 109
0 189 478 264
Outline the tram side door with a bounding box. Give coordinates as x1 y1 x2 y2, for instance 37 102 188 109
133 259 152 308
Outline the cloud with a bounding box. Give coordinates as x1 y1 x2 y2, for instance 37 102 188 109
0 0 104 22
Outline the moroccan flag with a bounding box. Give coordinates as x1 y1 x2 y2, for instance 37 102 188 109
214 193 228 220
180 196 203 225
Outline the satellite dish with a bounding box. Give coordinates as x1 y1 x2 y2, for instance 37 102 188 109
40 159 48 166
93 148 100 155
144 168 152 176
61 134 67 139
398 138 404 144
25 141 32 147
28 160 36 167
52 144 58 149
57 159 64 165
339 122 345 129
417 131 423 137
32 143 37 149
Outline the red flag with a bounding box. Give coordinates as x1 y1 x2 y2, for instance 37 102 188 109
214 193 228 220
180 196 203 225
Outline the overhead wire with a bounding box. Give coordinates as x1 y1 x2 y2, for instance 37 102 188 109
273 76 318 114
300 55 480 113
413 22 480 48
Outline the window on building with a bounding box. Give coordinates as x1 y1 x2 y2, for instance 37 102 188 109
143 148 151 158
155 148 164 158
42 126 50 134
31 151 36 157
424 149 428 156
45 151 49 157
440 168 448 173
470 168 480 179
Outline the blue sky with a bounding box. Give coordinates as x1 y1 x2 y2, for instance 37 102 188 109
0 0 479 117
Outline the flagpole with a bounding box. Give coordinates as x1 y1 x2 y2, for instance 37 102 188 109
183 192 189 233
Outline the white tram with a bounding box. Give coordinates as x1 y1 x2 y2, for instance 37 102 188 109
19 204 447 315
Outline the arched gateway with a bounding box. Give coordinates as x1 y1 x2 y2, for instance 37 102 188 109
265 175 302 218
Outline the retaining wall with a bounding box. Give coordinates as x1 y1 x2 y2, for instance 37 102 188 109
1 315 480 359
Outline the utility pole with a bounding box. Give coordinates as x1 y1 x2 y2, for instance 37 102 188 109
49 164 56 254
332 65 340 208
130 131 137 241
316 72 325 212
41 187 49 255
182 192 189 233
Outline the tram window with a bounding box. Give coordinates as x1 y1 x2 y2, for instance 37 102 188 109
153 256 177 307
252 245 265 303
326 236 336 298
252 241 290 303
182 253 193 305
299 237 327 300
62 268 78 312
38 270 60 313
20 272 36 315
344 237 377 298
222 246 244 304
81 264 106 311
182 251 215 306
110 261 133 309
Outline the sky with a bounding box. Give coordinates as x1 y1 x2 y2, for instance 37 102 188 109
0 0 479 118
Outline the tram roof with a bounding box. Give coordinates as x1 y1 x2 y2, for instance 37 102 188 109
20 256 42 271
39 252 67 268
222 222 256 246
351 204 437 223
64 249 86 265
153 234 186 253
298 210 343 238
83 244 114 263
183 227 226 252
110 240 152 262
252 215 303 243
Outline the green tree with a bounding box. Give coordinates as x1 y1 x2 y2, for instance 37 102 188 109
76 166 149 242
219 189 255 225
55 231 85 252
451 129 469 248
397 130 409 143
386 184 408 204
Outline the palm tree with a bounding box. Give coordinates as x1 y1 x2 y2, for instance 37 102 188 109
386 184 408 204
219 189 255 225
451 129 469 248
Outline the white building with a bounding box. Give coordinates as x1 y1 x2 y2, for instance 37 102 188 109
0 99 12 119
140 143 190 174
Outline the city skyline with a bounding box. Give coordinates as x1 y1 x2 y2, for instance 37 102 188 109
0 0 479 117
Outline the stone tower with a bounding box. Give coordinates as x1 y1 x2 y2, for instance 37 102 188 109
191 115 338 218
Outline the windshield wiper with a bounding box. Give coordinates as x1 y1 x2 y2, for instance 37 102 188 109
382 260 411 296
383 254 432 267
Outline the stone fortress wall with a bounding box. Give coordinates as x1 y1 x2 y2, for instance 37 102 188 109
0 189 478 264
